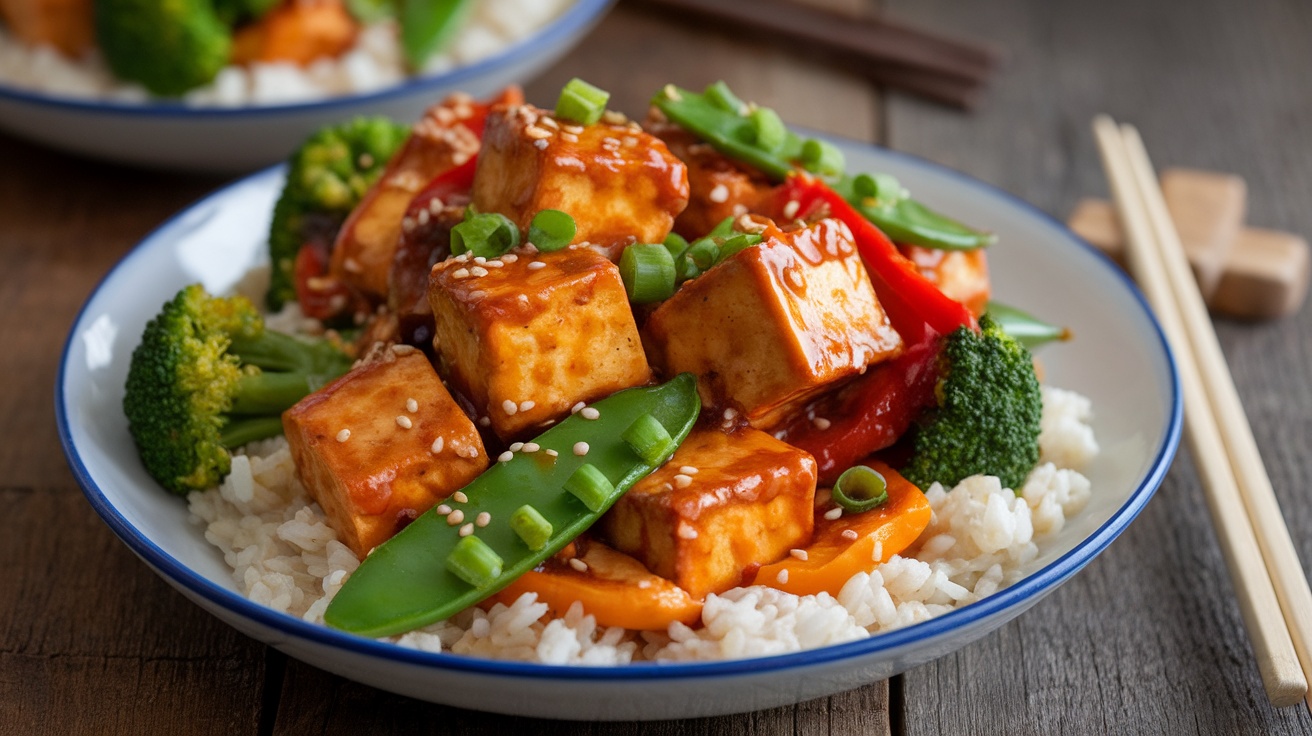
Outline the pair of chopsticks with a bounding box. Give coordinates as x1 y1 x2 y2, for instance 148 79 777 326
1093 117 1312 711
629 0 1002 109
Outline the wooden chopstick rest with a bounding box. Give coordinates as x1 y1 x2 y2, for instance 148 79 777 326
1161 169 1247 298
1068 198 1309 320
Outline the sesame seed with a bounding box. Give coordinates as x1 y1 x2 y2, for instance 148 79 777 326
525 125 552 139
467 447 479 458
417 209 430 226
468 290 487 299
677 523 698 539
560 133 579 143
502 400 518 415
540 116 560 130
522 442 540 453
573 441 590 456
474 256 486 264
455 252 471 262
428 198 443 215
446 509 465 525
581 407 600 420
470 266 489 277
673 474 693 488
391 344 418 356
660 483 673 493
812 417 831 430
453 491 468 503
431 437 445 453
452 268 471 279
637 580 652 589
484 259 503 268
662 83 681 100
723 408 738 421
545 449 559 457
458 524 474 537
479 416 491 427
498 451 514 463
509 442 524 452
562 124 584 134
406 398 419 413
708 183 729 203
783 200 800 219
519 400 536 412
533 139 548 150
570 401 586 414
790 549 809 561
396 416 413 429
568 558 588 572
335 429 351 442
841 529 859 541
824 507 843 521
402 217 415 233
502 253 518 263
776 569 789 584
343 257 363 273
436 504 452 515
527 261 547 271
476 512 491 527
679 465 699 475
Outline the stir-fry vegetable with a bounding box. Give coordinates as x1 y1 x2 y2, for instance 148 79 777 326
985 301 1071 349
325 374 701 637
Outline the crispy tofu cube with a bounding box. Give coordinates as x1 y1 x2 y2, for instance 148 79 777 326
901 244 991 316
283 349 488 557
329 89 523 301
428 247 652 440
649 121 778 239
473 105 689 255
598 427 817 598
644 217 903 428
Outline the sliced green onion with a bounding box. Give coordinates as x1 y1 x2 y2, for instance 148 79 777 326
555 77 609 126
445 535 503 587
528 209 576 252
750 107 787 153
714 232 761 264
704 80 747 115
676 238 721 282
707 215 736 238
451 212 519 258
564 463 613 513
663 231 690 260
620 243 677 303
621 413 673 464
800 138 845 177
832 465 889 513
509 504 553 551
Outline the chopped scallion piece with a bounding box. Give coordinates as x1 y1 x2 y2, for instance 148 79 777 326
445 535 503 587
704 80 746 114
663 231 690 260
528 209 576 252
800 138 845 177
714 232 761 264
451 212 520 258
621 413 673 464
564 463 613 513
832 465 889 513
555 77 609 126
750 107 787 153
707 215 736 238
620 243 677 303
509 504 553 551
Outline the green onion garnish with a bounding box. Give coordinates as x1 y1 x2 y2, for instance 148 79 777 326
714 232 761 264
832 465 889 514
445 535 504 587
750 107 787 153
528 209 576 252
800 138 845 177
564 463 613 513
509 504 553 551
621 413 674 464
620 243 677 303
676 238 720 281
663 231 690 260
451 212 520 258
704 80 746 114
555 77 609 126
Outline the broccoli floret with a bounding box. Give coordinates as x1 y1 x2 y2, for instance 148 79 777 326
94 0 232 97
266 117 410 311
901 315 1043 491
123 284 352 495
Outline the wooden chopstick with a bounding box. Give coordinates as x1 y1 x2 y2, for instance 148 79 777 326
1092 116 1310 708
628 0 1000 109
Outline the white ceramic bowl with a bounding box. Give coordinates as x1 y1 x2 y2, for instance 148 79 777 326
57 137 1181 721
0 0 611 173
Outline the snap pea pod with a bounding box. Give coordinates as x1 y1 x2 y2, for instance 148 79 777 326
653 82 994 251
400 0 477 69
986 301 1070 349
324 374 701 638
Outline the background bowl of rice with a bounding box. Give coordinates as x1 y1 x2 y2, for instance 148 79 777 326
57 137 1182 720
0 0 612 172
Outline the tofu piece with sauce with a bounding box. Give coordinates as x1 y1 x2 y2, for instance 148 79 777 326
649 121 778 239
472 105 689 257
428 247 652 440
901 244 991 316
644 217 903 429
282 348 488 557
598 426 817 599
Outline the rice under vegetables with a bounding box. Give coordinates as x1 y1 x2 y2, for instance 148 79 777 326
187 385 1098 665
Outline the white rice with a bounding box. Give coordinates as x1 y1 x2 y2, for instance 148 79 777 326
187 385 1099 664
0 0 574 106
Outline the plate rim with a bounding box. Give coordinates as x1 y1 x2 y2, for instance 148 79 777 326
56 136 1183 682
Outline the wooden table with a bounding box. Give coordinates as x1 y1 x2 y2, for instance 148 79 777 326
4 0 1311 732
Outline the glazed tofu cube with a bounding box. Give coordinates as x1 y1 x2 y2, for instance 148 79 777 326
598 427 817 598
644 217 903 429
329 88 522 301
901 244 991 316
473 105 689 255
649 121 777 239
428 247 652 440
283 349 488 557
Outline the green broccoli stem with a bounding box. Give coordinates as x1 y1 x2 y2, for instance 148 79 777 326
220 417 287 449
229 330 352 376
229 371 324 415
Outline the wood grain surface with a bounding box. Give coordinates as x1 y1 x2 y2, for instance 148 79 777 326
1 0 1310 733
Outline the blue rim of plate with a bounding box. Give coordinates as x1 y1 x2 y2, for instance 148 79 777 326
0 0 613 117
56 137 1182 683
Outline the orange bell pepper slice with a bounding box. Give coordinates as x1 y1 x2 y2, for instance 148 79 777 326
756 461 931 597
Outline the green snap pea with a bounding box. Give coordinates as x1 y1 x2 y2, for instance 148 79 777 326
985 301 1071 349
400 0 477 69
324 374 702 638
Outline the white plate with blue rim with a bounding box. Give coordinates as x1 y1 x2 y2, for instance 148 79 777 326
57 134 1181 720
0 0 611 173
